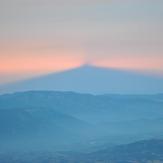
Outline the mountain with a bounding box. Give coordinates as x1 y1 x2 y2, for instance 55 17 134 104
1 91 163 123
1 65 163 94
0 91 163 152
0 107 93 151
1 139 163 163
76 139 163 163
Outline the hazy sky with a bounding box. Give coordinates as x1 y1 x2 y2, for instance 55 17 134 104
0 0 163 83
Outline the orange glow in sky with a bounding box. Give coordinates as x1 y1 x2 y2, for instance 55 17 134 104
92 56 163 72
1 51 163 82
0 45 85 83
1 0 163 84
0 43 163 84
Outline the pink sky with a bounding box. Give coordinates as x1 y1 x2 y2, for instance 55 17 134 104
1 44 163 84
0 0 163 83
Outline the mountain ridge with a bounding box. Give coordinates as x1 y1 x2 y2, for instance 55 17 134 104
0 91 163 152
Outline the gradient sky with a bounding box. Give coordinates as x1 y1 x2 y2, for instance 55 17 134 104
0 0 163 83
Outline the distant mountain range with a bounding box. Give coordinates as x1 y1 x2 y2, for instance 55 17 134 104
1 65 163 94
0 91 163 151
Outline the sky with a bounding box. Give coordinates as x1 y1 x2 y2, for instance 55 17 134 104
0 0 163 84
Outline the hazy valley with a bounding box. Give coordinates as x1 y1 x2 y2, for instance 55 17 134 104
0 91 163 162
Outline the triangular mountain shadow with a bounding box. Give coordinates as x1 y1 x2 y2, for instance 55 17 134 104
1 64 163 94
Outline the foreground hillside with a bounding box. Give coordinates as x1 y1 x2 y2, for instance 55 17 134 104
0 139 163 163
83 139 163 163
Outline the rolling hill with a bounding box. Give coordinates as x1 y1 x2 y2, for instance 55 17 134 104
0 91 163 152
1 139 163 163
